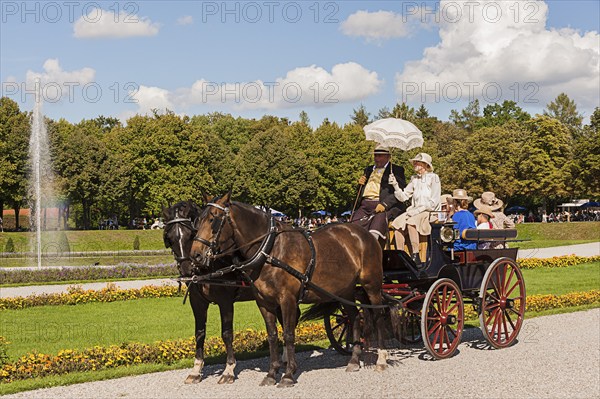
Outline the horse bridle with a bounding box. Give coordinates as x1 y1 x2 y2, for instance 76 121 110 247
164 215 197 269
192 203 234 268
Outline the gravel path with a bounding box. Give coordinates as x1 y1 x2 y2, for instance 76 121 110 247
4 309 599 399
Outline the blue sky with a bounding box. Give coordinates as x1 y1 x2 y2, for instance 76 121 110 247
1 1 599 127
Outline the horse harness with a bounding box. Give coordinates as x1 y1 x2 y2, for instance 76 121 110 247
186 202 388 309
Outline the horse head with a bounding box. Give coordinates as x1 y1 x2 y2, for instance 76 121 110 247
162 200 201 278
190 191 239 272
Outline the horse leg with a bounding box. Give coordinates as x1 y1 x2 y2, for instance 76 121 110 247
345 305 362 372
258 304 280 386
278 300 298 388
364 288 388 372
275 305 299 366
185 286 209 384
217 299 236 384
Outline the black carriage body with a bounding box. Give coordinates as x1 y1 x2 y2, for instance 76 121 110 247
382 223 518 293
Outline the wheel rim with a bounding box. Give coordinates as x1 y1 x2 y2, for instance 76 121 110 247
479 258 526 348
421 279 464 359
324 307 353 355
401 310 422 344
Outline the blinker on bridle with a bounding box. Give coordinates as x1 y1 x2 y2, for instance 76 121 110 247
193 203 231 267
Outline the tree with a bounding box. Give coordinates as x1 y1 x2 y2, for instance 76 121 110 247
350 104 371 127
234 126 319 216
51 119 107 229
543 93 583 135
516 116 573 202
299 110 310 126
376 106 391 120
450 99 481 132
0 97 30 229
478 100 531 128
391 102 415 121
309 123 372 212
415 104 429 119
571 107 600 197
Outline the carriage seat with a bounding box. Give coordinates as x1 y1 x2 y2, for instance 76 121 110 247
387 222 428 262
462 228 518 242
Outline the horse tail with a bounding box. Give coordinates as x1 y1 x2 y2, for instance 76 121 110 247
299 302 339 323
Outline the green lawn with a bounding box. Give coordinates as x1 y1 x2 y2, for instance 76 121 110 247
522 261 600 295
0 299 265 360
0 254 173 268
514 222 600 249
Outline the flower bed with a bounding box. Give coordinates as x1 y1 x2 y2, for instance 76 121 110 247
0 323 327 383
0 284 181 311
0 264 178 285
517 255 600 269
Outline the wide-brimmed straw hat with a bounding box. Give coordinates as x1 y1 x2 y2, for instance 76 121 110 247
451 189 473 202
474 205 495 218
409 152 433 171
474 191 504 211
373 144 391 155
440 194 452 207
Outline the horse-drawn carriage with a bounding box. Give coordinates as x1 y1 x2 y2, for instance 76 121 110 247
322 223 525 360
163 196 525 386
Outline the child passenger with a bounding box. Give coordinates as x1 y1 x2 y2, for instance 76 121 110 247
474 205 495 249
450 189 476 251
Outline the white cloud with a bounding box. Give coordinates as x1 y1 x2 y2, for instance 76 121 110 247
23 59 95 103
130 62 382 113
340 10 411 41
395 0 600 109
74 8 160 38
176 16 193 26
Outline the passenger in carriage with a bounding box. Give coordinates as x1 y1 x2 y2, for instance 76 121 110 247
450 189 477 251
352 145 406 248
474 205 495 249
474 191 514 249
388 153 441 264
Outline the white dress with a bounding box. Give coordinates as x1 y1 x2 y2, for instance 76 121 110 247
391 172 441 235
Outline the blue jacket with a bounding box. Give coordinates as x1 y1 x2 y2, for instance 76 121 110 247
452 210 477 250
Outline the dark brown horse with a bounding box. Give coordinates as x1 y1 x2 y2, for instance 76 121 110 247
190 193 389 387
163 201 255 384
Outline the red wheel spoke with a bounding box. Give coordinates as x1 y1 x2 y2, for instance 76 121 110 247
484 302 500 312
501 312 510 340
505 280 521 297
447 302 459 314
431 325 441 349
428 321 442 336
444 290 455 313
442 286 448 312
499 264 508 295
446 325 457 341
337 325 348 344
504 267 515 294
439 326 447 351
505 311 517 331
435 290 442 313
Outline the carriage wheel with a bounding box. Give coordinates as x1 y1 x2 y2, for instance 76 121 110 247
479 258 526 349
421 278 464 359
400 310 422 344
323 304 353 355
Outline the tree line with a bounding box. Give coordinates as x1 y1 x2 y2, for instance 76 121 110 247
0 94 598 230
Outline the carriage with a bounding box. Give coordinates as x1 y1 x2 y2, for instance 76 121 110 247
166 198 525 386
323 221 525 360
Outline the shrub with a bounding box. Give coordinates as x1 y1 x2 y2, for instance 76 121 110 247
0 264 177 285
4 238 14 253
133 236 140 251
58 232 70 253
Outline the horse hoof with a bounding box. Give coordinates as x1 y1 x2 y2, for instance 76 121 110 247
218 374 235 384
184 374 202 384
260 376 277 386
277 377 295 388
345 363 360 372
375 364 388 372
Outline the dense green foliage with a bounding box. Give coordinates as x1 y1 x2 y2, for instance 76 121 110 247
1 95 598 229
